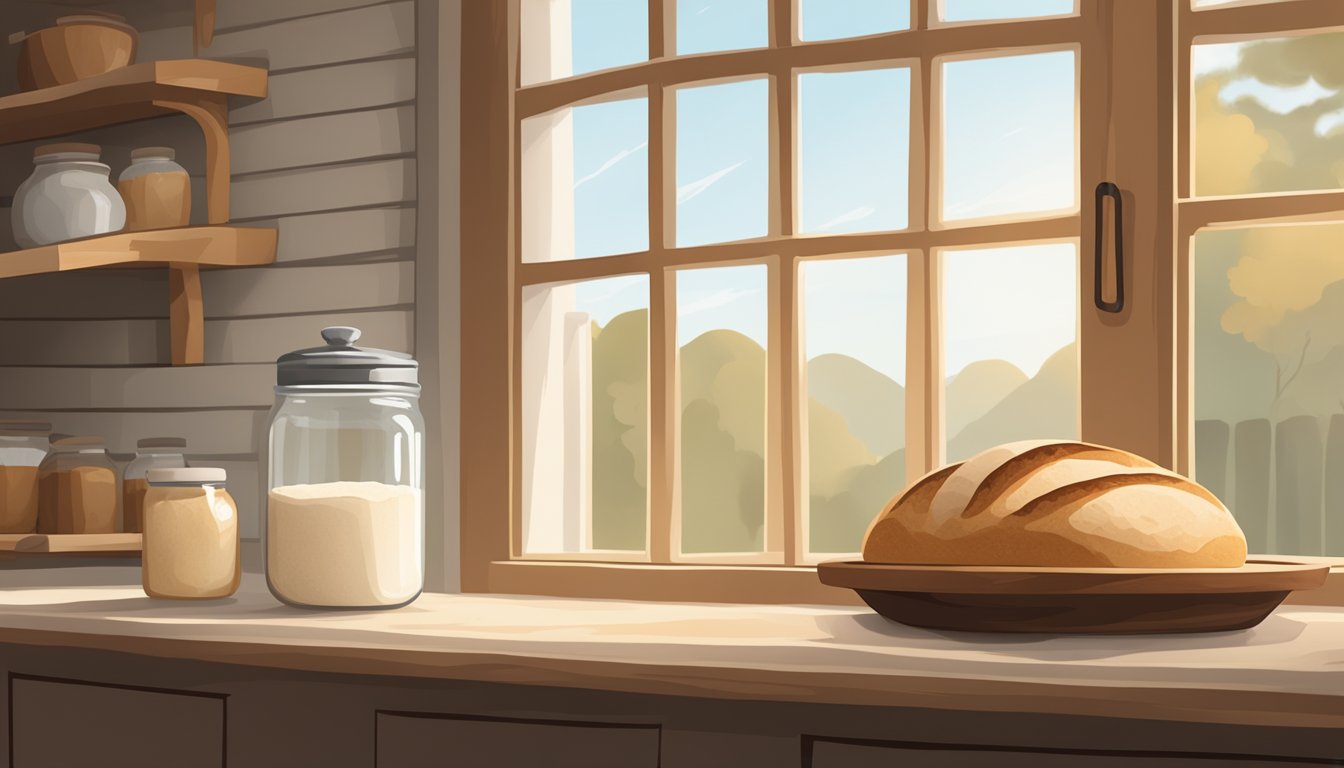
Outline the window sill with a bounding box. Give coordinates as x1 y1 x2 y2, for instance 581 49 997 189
1 568 1342 730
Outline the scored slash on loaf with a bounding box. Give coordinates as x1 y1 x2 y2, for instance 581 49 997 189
863 440 1248 569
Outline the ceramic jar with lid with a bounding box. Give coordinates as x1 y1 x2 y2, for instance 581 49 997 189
122 437 187 533
117 147 191 231
266 326 425 609
142 467 239 600
11 143 126 248
0 420 51 533
37 436 118 534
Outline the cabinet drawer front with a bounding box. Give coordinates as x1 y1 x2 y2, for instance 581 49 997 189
376 712 659 768
810 741 1311 768
10 676 225 768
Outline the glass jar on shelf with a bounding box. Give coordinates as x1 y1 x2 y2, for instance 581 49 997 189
123 437 187 533
143 467 239 600
37 436 118 534
0 420 51 534
117 147 191 231
266 326 425 609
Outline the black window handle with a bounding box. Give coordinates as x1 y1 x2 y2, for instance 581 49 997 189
1094 181 1124 313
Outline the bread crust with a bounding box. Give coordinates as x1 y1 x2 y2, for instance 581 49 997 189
862 440 1247 568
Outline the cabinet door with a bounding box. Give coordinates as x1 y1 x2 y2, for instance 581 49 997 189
10 676 225 768
375 712 660 768
811 741 1304 768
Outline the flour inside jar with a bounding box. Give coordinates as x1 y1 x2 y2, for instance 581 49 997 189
267 481 423 608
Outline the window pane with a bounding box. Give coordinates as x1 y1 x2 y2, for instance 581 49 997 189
677 0 767 55
941 50 1076 223
943 243 1078 463
1194 224 1344 556
678 265 767 554
800 0 910 41
799 68 911 235
520 0 648 85
801 255 907 554
676 80 769 247
1192 31 1344 197
522 95 648 262
522 275 650 554
940 0 1074 22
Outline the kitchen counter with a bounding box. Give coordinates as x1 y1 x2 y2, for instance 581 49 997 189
1 567 1343 731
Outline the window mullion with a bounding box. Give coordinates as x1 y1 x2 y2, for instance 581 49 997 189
647 75 674 563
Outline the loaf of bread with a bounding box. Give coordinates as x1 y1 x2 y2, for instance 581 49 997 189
863 440 1247 568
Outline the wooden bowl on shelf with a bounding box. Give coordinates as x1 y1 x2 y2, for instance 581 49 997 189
817 559 1331 634
12 14 138 92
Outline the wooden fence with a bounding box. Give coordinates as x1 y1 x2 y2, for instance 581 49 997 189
1195 415 1344 556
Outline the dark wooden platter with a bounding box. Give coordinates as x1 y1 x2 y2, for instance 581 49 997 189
816 559 1330 634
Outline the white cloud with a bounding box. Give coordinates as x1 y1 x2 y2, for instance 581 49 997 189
1317 108 1344 138
678 287 760 316
1219 76 1338 114
573 141 648 190
1192 42 1242 79
816 205 876 232
696 3 713 14
676 161 744 205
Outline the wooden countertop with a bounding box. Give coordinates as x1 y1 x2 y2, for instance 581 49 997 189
1 568 1342 729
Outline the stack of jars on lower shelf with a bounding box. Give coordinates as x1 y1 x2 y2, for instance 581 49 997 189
0 422 239 599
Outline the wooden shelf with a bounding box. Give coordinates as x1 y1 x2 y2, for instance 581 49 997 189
0 59 267 147
0 227 277 280
0 59 272 364
0 533 141 556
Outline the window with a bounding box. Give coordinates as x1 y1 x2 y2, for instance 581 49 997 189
1180 1 1344 557
455 0 1103 600
464 0 1344 601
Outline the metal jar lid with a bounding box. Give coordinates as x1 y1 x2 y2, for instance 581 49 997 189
275 326 419 391
147 467 226 486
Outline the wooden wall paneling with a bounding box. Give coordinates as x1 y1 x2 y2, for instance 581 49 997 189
229 105 416 175
0 270 168 319
267 207 416 263
230 57 416 125
0 410 268 455
0 310 411 366
214 0 401 32
0 364 274 410
206 1 415 72
9 675 226 768
201 260 414 317
228 158 416 220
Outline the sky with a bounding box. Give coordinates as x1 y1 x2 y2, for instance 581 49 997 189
533 0 1096 385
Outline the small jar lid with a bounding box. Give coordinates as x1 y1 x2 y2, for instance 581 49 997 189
275 326 419 391
130 146 176 161
35 142 100 158
51 436 105 450
148 467 226 485
0 420 51 436
137 436 187 449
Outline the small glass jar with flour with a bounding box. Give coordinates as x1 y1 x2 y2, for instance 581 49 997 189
266 326 424 609
142 467 239 600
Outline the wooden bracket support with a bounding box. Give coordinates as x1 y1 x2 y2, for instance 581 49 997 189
153 95 230 224
169 263 204 365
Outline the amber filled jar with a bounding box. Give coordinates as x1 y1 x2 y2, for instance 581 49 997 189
142 467 239 600
122 437 187 533
117 147 190 231
37 436 117 533
0 420 51 533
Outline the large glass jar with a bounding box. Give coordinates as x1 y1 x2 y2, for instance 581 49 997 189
0 420 51 533
266 326 424 609
123 437 187 533
12 143 126 248
38 436 118 534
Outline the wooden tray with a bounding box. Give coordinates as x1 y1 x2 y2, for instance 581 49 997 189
0 533 142 556
816 559 1330 634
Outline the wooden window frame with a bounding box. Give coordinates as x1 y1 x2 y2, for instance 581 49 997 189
460 0 1115 603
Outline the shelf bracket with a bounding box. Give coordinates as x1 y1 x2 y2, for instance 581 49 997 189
153 95 230 224
194 0 217 55
169 263 204 365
